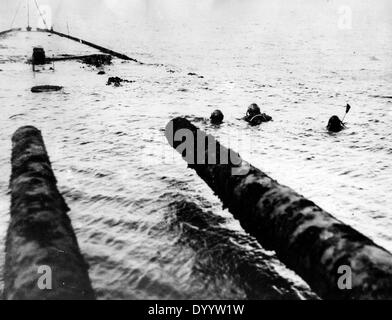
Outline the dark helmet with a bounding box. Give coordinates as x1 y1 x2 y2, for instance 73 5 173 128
327 115 344 132
246 103 261 118
210 109 224 125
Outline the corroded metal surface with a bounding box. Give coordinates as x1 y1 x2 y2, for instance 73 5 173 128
4 126 95 300
165 117 392 299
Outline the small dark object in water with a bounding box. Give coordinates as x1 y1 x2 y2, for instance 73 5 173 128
81 54 112 67
244 103 272 126
107 77 135 86
97 70 106 75
31 85 63 93
32 47 46 65
107 77 123 86
188 72 204 79
327 115 344 132
210 109 224 125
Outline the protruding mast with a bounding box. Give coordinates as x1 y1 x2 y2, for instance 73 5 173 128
26 0 32 31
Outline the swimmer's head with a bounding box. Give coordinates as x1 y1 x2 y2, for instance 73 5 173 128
246 103 261 118
210 109 224 125
327 115 344 132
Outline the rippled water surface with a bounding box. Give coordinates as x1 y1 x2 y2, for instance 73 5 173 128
0 0 391 299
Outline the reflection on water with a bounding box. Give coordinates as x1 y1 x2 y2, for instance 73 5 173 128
0 0 391 299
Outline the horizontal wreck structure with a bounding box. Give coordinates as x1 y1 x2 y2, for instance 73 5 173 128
37 28 140 63
0 28 21 36
4 126 95 300
165 117 392 299
48 54 112 64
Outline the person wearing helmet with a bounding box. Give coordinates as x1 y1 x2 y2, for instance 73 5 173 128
210 109 224 125
327 115 345 132
326 104 351 132
244 103 272 126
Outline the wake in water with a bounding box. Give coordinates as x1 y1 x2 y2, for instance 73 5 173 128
169 200 318 300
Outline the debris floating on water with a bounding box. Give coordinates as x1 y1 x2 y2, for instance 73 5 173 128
107 76 134 86
81 54 112 67
31 85 63 93
188 72 204 79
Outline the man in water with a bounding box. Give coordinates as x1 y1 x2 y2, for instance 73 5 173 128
210 109 224 125
327 115 345 132
244 103 272 126
327 104 351 132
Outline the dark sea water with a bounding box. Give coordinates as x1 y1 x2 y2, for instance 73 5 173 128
0 0 391 299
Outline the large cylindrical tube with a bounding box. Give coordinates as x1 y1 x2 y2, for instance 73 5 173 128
165 117 392 299
4 126 95 300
